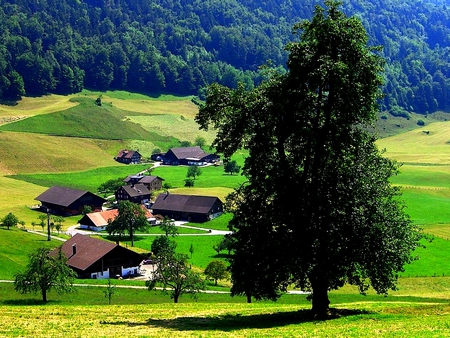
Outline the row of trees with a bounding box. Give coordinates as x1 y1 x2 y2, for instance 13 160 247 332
1 0 450 114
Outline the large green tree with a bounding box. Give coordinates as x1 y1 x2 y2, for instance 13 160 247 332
14 247 76 303
196 1 423 317
106 200 149 247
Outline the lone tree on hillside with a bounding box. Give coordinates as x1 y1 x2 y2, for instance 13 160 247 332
2 212 19 230
106 200 149 247
195 0 423 318
14 247 76 303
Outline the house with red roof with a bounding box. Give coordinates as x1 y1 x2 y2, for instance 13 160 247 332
78 206 155 231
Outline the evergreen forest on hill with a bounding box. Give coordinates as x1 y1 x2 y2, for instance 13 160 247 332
1 0 450 116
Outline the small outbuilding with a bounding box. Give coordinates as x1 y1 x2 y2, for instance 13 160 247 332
35 186 106 216
151 192 223 223
52 233 145 279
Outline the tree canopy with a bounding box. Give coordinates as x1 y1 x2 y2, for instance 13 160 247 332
196 0 423 318
14 247 76 303
106 200 149 247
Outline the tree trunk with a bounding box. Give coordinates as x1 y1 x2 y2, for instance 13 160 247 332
173 292 179 303
311 279 330 319
42 288 47 303
246 293 251 303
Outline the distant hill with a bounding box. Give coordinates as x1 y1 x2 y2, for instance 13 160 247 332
1 0 450 116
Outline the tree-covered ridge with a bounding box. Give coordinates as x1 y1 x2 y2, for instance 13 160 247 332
0 0 450 115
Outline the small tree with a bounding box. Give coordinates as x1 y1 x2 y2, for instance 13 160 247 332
38 214 47 231
212 240 225 255
103 277 117 305
53 216 65 234
186 165 202 180
14 247 76 303
151 236 177 256
82 205 93 215
195 136 206 149
189 243 194 258
98 178 125 196
224 160 241 175
159 217 179 237
2 212 19 230
184 178 195 187
146 251 205 303
204 260 229 286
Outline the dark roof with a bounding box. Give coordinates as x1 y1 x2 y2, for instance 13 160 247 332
138 175 164 184
56 233 118 271
124 175 164 184
152 193 222 214
169 146 209 160
116 149 141 159
35 186 106 207
121 184 151 197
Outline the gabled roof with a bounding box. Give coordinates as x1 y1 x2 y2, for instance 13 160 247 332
120 184 151 197
137 175 164 184
56 233 118 271
168 146 209 160
152 193 222 214
81 206 154 227
35 186 106 207
124 175 164 184
116 149 141 159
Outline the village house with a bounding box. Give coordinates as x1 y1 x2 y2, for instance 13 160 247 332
35 186 106 216
78 206 156 232
162 146 220 166
115 149 142 164
52 233 145 279
123 174 164 192
151 192 223 223
115 184 151 204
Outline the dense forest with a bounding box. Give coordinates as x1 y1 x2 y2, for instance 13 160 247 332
0 0 450 116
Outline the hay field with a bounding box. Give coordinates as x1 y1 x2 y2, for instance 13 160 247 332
376 121 450 164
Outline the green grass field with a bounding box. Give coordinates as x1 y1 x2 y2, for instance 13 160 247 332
3 93 450 336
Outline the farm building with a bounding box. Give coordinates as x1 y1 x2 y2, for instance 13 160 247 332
115 149 142 164
52 233 145 279
124 174 164 192
115 184 151 204
35 186 106 216
151 192 223 223
78 206 156 231
162 146 219 166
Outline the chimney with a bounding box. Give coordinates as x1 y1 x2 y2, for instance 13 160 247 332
72 244 77 256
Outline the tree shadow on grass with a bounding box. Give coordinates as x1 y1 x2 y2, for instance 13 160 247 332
101 308 371 332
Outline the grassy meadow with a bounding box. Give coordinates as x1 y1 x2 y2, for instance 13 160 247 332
3 92 450 336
